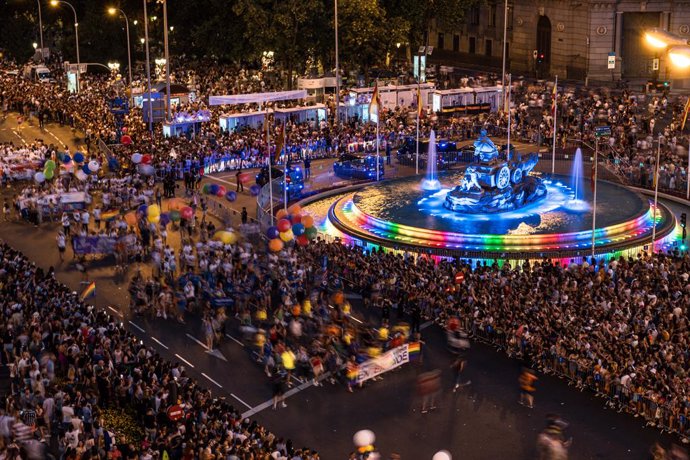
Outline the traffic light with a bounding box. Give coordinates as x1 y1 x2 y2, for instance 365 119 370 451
681 213 686 228
537 53 545 64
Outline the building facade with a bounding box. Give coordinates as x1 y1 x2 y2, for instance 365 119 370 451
429 0 690 84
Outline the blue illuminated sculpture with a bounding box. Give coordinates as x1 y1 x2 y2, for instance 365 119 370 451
444 130 547 213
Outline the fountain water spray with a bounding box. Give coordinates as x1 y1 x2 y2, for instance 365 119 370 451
421 130 441 191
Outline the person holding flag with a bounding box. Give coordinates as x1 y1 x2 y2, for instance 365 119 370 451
369 81 382 181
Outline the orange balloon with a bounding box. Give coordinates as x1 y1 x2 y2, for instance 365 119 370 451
269 238 284 252
301 215 314 228
288 204 301 216
276 209 288 220
124 212 137 226
168 198 184 211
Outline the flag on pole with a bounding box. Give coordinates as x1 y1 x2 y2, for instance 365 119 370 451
682 97 690 131
80 281 96 301
590 158 597 193
416 85 423 118
550 81 558 116
274 123 285 164
369 81 381 123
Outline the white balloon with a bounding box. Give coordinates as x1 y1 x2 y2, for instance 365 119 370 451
432 451 452 460
88 160 100 172
132 153 143 164
352 429 375 447
75 170 88 181
34 172 45 183
138 164 155 176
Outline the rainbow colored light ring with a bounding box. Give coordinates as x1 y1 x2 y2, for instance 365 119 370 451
328 192 674 255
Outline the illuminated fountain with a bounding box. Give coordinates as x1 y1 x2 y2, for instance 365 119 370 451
420 130 441 191
303 131 677 263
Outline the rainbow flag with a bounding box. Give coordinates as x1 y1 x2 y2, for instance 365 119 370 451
101 210 120 221
416 85 423 118
80 281 96 301
408 341 421 361
682 97 690 131
369 81 381 123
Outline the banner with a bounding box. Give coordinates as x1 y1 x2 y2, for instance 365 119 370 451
72 234 136 255
356 343 419 384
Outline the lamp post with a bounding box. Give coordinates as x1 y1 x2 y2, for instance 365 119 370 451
50 0 80 90
334 0 340 130
501 0 509 110
651 136 662 252
143 0 153 134
162 0 172 123
35 0 44 57
107 7 133 88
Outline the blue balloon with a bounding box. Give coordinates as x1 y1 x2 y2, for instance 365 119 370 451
250 184 261 196
266 226 279 240
73 152 85 163
137 204 148 215
82 164 91 175
225 191 237 202
159 213 171 227
292 223 305 236
62 154 72 164
209 184 220 195
108 158 119 171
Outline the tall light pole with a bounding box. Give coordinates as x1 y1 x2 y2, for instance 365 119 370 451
143 0 153 134
651 136 661 252
35 0 44 57
334 0 340 130
50 0 80 90
107 7 133 88
162 0 172 122
501 0 509 111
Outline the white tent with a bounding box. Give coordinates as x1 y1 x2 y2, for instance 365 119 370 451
209 90 307 106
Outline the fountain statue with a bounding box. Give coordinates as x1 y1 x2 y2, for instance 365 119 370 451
420 130 442 191
444 130 547 213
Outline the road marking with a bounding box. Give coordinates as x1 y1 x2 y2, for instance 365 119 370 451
225 334 245 347
186 333 208 350
290 374 305 384
128 320 145 333
174 353 195 368
107 306 123 316
151 337 169 350
328 304 363 324
209 176 240 188
11 129 26 144
201 372 223 388
421 320 434 330
231 393 252 409
242 373 330 418
44 128 67 148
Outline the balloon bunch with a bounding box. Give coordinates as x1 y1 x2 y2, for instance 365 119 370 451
35 158 57 183
266 204 317 252
212 230 238 245
131 153 154 176
67 152 100 181
202 183 228 198
352 430 379 459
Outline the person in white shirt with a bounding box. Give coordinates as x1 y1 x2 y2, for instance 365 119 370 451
80 210 90 232
56 232 66 261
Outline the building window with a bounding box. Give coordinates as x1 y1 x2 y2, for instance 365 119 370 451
485 39 493 56
453 34 460 52
469 37 476 54
488 4 497 27
469 7 479 25
438 33 445 50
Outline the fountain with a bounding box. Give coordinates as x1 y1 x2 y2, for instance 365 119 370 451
566 147 589 211
420 130 441 191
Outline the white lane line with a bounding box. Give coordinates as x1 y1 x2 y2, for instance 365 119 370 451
186 333 208 350
107 306 123 316
11 129 26 144
242 373 330 418
290 374 305 384
201 372 223 388
231 393 252 409
328 304 363 324
174 353 195 368
151 337 169 350
210 176 240 187
128 320 145 333
44 128 67 148
225 334 245 347
420 320 434 330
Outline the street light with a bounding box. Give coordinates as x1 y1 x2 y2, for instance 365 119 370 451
107 7 133 88
32 0 44 57
50 0 80 91
668 45 690 69
162 0 172 122
644 28 688 49
32 42 38 50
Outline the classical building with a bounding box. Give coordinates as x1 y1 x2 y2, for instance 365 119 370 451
428 0 690 85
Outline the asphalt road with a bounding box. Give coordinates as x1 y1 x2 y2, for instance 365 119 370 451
0 116 686 459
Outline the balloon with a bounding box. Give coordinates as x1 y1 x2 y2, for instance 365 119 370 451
147 204 161 217
225 191 237 202
62 154 72 164
147 214 160 224
137 204 148 215
290 214 302 225
266 226 279 240
138 164 155 176
131 153 143 164
108 158 119 171
120 134 132 145
288 204 302 216
141 154 152 164
44 159 56 171
82 164 91 175
209 184 219 195
181 206 194 220
292 223 305 236
269 238 284 252
73 152 84 163
75 170 88 181
432 451 452 460
353 430 376 448
202 184 210 194
213 230 238 245
88 160 99 172
250 184 261 196
216 186 226 197
279 229 294 242
332 291 344 304
44 169 54 180
34 172 45 183
169 210 181 222
168 198 184 211
276 209 289 220
301 215 314 228
305 226 318 240
296 235 309 247
124 212 137 226
277 219 291 233
159 213 171 227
